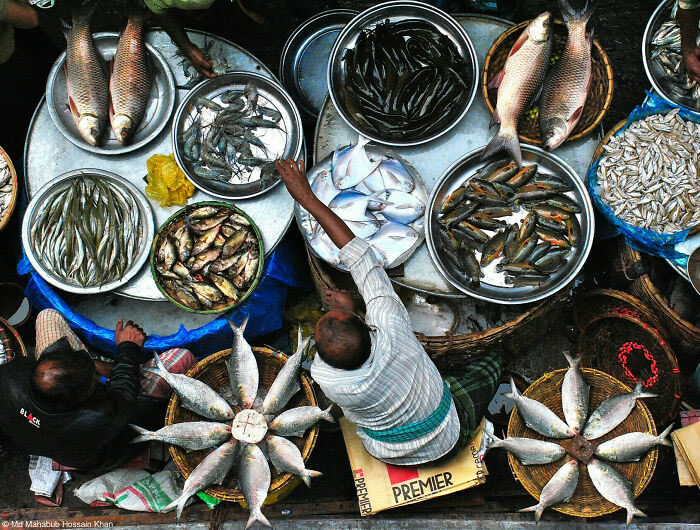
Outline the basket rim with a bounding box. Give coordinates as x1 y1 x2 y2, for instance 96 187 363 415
482 18 614 145
0 147 18 232
165 346 319 502
0 315 27 358
572 288 663 333
506 368 658 518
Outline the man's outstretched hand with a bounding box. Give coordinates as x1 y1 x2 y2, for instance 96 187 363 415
115 320 146 347
276 159 314 206
684 48 700 83
185 44 215 79
323 288 356 313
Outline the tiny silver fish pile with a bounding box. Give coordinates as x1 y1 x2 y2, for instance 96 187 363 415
0 155 12 223
437 159 581 288
30 175 142 287
596 109 700 233
153 204 261 312
493 353 666 522
306 135 426 269
140 328 331 526
180 81 286 190
649 18 700 111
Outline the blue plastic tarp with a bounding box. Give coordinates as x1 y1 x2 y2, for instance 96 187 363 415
17 232 310 358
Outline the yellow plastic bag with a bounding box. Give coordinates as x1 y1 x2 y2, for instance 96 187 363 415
145 154 195 207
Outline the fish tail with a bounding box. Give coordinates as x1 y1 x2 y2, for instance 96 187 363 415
483 429 502 451
482 127 522 168
627 507 647 525
633 381 658 399
321 405 336 423
153 351 167 373
563 351 580 368
301 469 323 487
557 0 596 26
504 376 520 400
518 504 544 521
73 0 100 24
128 424 153 443
357 135 370 149
656 423 674 446
162 494 186 520
227 315 249 334
246 508 271 529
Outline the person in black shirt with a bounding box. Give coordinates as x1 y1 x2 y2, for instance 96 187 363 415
0 309 196 471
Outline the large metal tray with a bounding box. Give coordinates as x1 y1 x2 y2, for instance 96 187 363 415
25 29 294 305
21 169 155 295
45 32 176 155
280 9 358 118
327 1 479 147
425 146 595 304
314 14 603 297
295 145 428 271
171 72 304 200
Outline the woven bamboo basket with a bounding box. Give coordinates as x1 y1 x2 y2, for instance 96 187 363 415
306 248 562 369
612 239 700 358
0 316 27 360
507 368 657 518
578 311 682 427
482 19 613 145
0 147 18 232
572 288 666 336
165 347 318 505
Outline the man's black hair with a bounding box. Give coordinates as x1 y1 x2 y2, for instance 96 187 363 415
316 313 371 370
31 348 96 409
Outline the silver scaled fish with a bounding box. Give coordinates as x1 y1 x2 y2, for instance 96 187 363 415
582 381 657 440
261 328 310 416
587 458 647 525
505 377 574 439
561 352 589 433
225 316 259 409
519 459 579 521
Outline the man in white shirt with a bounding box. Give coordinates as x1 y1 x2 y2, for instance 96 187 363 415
276 159 502 466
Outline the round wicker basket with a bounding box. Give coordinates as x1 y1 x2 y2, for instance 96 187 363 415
305 248 562 370
165 347 319 504
572 288 666 336
578 311 682 427
0 316 27 360
482 19 613 145
0 147 19 232
507 368 657 518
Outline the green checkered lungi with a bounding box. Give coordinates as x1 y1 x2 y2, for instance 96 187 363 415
445 350 503 452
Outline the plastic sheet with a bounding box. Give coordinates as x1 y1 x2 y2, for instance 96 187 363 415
587 92 696 260
17 233 310 358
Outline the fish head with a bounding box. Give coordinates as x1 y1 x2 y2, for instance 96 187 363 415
530 12 552 43
78 115 104 146
112 114 134 144
541 116 569 151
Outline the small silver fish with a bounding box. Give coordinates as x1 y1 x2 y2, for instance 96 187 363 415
369 189 425 224
368 222 420 269
268 405 335 437
265 434 322 487
129 422 231 452
329 191 378 221
519 459 579 521
484 431 565 465
505 377 574 439
226 316 258 409
594 424 673 462
587 458 647 525
310 169 342 206
261 328 310 415
332 136 380 189
163 440 238 520
561 352 589 433
582 381 657 440
239 443 272 529
142 353 234 421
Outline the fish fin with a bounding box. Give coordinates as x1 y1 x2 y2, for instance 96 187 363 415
482 128 522 168
519 504 544 521
227 316 247 335
627 507 647 525
357 135 370 149
128 424 152 443
482 429 502 451
509 27 530 57
587 26 595 47
567 106 584 126
563 351 576 367
60 17 71 38
557 0 596 26
489 108 501 128
153 352 167 373
68 97 80 121
321 405 336 423
503 376 520 400
633 381 658 399
141 366 161 377
301 469 323 487
488 69 505 90
657 423 674 445
246 508 271 529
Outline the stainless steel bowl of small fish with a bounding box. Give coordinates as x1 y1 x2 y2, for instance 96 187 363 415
21 169 155 294
426 146 594 304
151 202 264 314
172 72 304 200
296 141 428 271
643 0 700 112
45 32 176 155
327 1 478 146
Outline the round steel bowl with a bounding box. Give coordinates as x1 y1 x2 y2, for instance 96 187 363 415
150 201 265 314
327 1 479 147
425 145 595 304
643 0 700 113
280 9 358 118
172 72 304 200
21 169 155 294
45 32 176 155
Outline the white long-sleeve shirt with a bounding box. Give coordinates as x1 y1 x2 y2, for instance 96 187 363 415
311 238 459 465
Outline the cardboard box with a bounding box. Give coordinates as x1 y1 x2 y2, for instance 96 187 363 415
340 417 487 515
